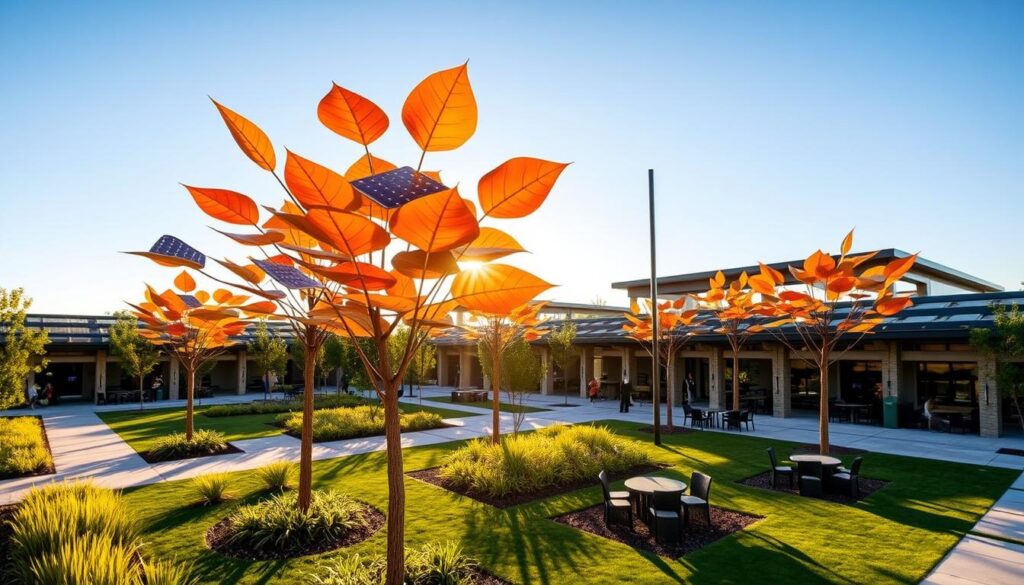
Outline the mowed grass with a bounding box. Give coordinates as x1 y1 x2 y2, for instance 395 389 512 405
424 395 550 414
99 400 474 454
121 420 1017 585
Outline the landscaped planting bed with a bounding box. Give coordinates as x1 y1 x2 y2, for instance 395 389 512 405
206 489 383 560
142 429 241 463
203 394 369 417
410 425 654 507
738 470 889 503
276 405 448 442
0 416 54 479
302 541 511 585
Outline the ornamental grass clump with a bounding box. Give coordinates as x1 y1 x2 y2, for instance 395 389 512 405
276 405 444 442
140 558 198 585
256 461 295 491
440 425 650 497
0 416 52 477
203 394 368 417
304 541 477 585
148 429 228 461
191 473 234 505
225 490 368 555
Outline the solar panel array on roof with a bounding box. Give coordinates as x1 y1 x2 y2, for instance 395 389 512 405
150 235 206 268
252 259 321 290
350 166 448 209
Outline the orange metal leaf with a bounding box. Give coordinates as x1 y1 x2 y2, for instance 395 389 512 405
454 227 526 261
284 151 359 211
392 250 460 279
317 83 389 145
401 63 477 152
174 271 196 293
875 295 914 316
478 157 569 219
451 264 553 315
306 208 390 256
389 188 479 253
306 261 396 290
185 185 258 225
212 229 285 246
211 99 276 171
840 229 854 256
344 154 397 181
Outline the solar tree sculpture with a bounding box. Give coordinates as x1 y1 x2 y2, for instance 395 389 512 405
698 271 768 412
623 297 704 430
129 63 563 585
750 230 917 455
472 302 546 443
126 273 268 440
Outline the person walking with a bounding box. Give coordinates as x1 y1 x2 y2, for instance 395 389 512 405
619 374 632 413
341 370 350 394
587 377 601 402
684 373 696 404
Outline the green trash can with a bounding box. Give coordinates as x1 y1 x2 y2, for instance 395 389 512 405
883 396 899 429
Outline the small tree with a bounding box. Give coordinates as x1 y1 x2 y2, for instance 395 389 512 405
109 311 162 410
698 272 764 412
0 288 49 409
548 321 579 405
754 230 917 455
970 303 1024 433
322 335 350 395
408 340 437 404
502 338 545 435
249 320 288 396
624 298 704 430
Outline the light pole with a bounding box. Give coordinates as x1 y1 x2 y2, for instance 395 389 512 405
648 169 661 445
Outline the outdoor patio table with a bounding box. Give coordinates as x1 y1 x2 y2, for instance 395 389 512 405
704 408 727 428
836 403 872 424
624 476 687 523
790 454 842 490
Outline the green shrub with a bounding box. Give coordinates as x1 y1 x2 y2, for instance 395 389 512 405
225 490 369 555
304 541 477 585
0 416 52 477
7 482 140 584
276 405 445 442
27 533 140 585
439 425 650 497
255 461 294 491
191 473 234 505
203 394 368 418
147 429 228 461
141 558 197 585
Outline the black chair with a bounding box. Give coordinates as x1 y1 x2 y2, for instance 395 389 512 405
948 413 970 434
681 403 693 426
680 472 712 528
647 489 683 543
740 410 754 431
724 410 741 430
598 470 630 500
598 471 632 527
767 447 794 489
798 460 824 498
830 457 862 498
690 409 710 429
828 401 845 423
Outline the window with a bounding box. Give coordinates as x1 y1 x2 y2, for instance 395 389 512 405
916 362 977 406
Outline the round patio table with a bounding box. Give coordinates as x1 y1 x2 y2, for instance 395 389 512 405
624 476 687 522
789 454 841 467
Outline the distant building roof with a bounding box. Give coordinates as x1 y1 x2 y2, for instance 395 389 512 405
611 249 1003 297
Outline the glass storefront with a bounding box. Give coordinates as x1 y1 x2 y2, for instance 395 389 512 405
916 362 977 406
839 361 882 404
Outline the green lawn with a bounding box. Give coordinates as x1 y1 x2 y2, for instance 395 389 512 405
120 420 1016 584
98 401 474 454
424 395 550 414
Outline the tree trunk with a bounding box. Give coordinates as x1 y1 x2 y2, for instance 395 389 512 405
185 369 195 441
491 345 501 445
298 339 316 512
665 354 673 430
383 381 406 585
732 351 741 412
819 356 830 455
336 369 341 396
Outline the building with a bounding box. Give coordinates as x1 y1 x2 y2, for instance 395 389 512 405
435 251 1022 438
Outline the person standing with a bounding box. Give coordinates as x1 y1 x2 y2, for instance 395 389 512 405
587 377 601 402
27 383 38 409
619 374 632 413
685 373 696 404
341 370 350 394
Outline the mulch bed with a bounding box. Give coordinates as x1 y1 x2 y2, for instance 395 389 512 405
467 569 514 585
0 416 56 480
553 503 760 559
282 421 455 443
139 442 243 464
408 464 667 509
738 471 889 503
637 425 693 435
206 501 384 560
791 444 869 456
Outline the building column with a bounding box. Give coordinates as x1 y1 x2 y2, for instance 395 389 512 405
978 355 1002 438
458 348 473 389
620 345 634 383
436 348 448 387
666 352 680 406
540 347 553 395
708 346 725 410
235 349 247 395
579 346 594 398
169 357 180 400
772 344 791 418
880 342 901 400
94 350 107 404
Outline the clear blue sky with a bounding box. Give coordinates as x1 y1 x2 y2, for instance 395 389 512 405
1 0 1021 314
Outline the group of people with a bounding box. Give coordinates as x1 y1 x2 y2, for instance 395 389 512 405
586 372 700 414
26 383 55 408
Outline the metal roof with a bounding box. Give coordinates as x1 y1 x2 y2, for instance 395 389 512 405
432 290 1023 347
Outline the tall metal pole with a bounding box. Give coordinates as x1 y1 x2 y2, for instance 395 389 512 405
648 169 661 445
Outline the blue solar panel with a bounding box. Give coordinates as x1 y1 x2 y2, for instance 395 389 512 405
150 235 206 268
350 166 447 209
179 295 203 309
252 259 321 290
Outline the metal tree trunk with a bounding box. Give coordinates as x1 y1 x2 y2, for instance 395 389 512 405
298 341 315 512
185 369 195 441
819 354 830 455
491 343 501 445
383 382 406 585
732 352 741 412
